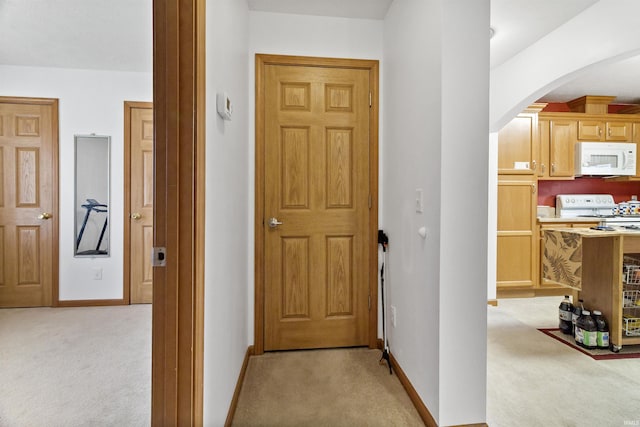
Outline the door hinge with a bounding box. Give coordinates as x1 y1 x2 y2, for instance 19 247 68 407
368 194 372 209
369 92 372 108
152 247 166 267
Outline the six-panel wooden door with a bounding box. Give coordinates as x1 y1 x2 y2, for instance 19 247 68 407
127 103 154 304
0 98 58 307
263 64 371 351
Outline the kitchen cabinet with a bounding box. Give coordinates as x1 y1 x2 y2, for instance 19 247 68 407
601 120 640 181
577 120 632 141
547 118 577 178
538 118 577 180
496 176 537 294
537 119 549 178
497 105 545 175
542 228 640 351
496 100 640 299
628 122 640 180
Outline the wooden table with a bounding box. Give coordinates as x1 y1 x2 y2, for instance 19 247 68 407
542 227 640 351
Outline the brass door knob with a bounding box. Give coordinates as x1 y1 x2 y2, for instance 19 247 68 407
38 212 52 220
131 212 142 220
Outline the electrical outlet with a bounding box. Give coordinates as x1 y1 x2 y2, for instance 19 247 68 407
92 267 102 280
390 305 397 327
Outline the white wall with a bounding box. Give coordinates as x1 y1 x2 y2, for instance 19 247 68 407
382 0 442 418
247 10 384 342
383 0 488 425
439 1 489 424
490 0 640 131
0 65 152 300
202 0 250 424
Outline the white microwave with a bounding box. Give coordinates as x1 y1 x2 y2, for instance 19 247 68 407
574 142 637 176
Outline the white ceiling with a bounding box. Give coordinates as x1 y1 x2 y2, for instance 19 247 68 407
1 0 640 104
0 0 152 72
489 0 598 69
247 0 393 20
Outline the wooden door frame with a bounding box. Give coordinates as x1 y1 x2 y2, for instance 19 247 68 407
254 54 380 355
123 100 153 305
0 96 59 307
152 0 205 424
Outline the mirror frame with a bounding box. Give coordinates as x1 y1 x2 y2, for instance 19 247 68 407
74 134 111 257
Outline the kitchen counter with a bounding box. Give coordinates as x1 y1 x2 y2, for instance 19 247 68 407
541 227 640 351
541 226 640 237
537 216 607 223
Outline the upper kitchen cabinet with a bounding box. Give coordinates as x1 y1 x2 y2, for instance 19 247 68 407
548 118 577 178
569 96 633 141
497 104 546 175
538 116 577 179
576 120 632 141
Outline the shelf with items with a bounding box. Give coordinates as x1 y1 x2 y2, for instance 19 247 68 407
623 290 640 335
622 256 640 337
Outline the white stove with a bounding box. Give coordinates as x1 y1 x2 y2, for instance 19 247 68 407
556 194 640 227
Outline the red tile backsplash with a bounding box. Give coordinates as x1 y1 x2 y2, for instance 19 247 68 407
538 178 640 207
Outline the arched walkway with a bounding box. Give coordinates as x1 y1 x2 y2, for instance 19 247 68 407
490 0 640 131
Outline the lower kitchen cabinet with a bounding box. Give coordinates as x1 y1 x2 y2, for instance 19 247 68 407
497 176 537 295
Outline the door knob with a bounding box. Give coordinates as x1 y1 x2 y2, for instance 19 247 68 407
268 217 283 228
38 212 52 220
131 212 142 220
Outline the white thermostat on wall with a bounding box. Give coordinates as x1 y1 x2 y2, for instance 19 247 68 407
216 92 233 120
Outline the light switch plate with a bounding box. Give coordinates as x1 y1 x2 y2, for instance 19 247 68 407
216 92 233 120
415 189 424 213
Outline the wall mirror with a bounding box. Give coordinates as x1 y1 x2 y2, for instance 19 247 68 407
75 134 110 257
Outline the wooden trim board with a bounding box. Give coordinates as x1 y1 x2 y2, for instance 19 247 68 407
57 299 126 307
487 299 498 306
151 0 205 424
390 352 489 427
388 352 438 427
224 346 254 427
193 0 207 419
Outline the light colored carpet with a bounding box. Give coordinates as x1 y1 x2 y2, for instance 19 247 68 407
487 297 640 427
232 348 424 427
0 305 151 427
6 297 639 427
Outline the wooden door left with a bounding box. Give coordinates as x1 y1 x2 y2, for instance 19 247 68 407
0 97 58 307
125 102 154 304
